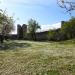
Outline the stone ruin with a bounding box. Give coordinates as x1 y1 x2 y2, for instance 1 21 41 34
17 24 27 39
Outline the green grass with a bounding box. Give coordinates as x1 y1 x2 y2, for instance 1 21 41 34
0 40 75 75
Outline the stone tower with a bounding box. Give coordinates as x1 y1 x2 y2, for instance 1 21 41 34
17 24 23 39
22 24 27 39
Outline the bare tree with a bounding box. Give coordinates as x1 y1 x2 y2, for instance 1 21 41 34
57 0 75 16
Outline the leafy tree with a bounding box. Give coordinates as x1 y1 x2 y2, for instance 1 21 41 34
28 19 41 40
0 9 14 43
61 17 75 39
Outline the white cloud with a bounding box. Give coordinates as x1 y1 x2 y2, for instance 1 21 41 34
37 22 61 32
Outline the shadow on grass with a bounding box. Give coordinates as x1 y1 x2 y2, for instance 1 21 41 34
0 41 31 50
38 70 60 75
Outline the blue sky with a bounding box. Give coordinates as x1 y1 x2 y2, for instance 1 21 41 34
0 0 74 33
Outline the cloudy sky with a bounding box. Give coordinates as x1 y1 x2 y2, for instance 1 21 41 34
0 0 74 33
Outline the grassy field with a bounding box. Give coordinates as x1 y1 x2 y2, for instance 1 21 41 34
0 40 75 75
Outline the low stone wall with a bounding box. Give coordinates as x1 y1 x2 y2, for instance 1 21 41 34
36 31 48 40
23 31 48 41
8 31 48 41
